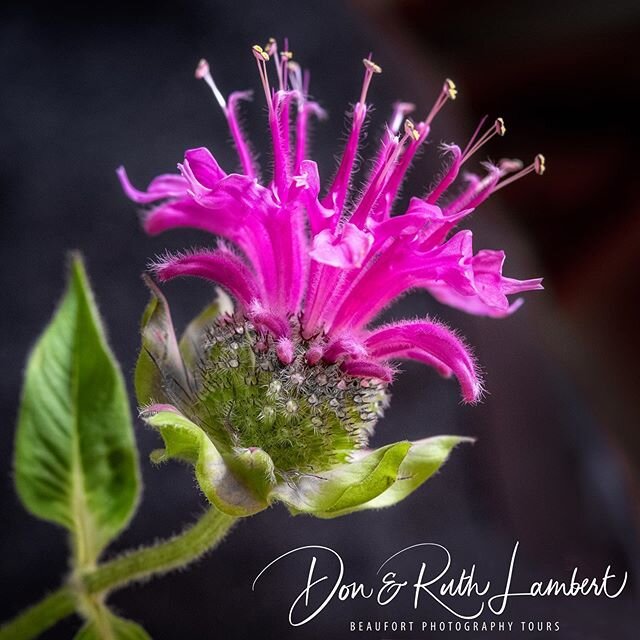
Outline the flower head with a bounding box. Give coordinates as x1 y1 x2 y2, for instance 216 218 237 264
120 40 543 517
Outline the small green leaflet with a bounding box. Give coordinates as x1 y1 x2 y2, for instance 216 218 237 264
74 608 151 640
14 254 140 567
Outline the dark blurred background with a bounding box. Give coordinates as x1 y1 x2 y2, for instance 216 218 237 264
1 1 638 638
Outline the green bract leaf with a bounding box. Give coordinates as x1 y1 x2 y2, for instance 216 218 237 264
276 436 471 518
134 276 186 407
74 609 151 640
143 407 273 516
358 436 472 510
274 441 411 518
14 254 140 567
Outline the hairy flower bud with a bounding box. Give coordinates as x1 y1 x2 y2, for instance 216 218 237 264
182 317 388 474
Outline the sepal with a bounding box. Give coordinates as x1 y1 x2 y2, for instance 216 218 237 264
142 403 470 519
134 276 185 406
141 406 274 516
275 436 471 518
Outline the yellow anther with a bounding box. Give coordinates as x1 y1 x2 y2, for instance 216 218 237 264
534 154 546 175
495 117 506 136
404 119 420 141
445 78 457 100
281 50 293 60
363 58 383 74
252 44 270 61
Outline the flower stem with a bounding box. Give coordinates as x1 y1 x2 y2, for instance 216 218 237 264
0 507 237 640
83 506 236 594
0 587 76 640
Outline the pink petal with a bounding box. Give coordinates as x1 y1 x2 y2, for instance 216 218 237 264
181 147 227 189
309 223 373 269
429 249 543 317
341 359 394 383
117 167 188 204
152 249 262 310
364 320 482 403
322 336 368 363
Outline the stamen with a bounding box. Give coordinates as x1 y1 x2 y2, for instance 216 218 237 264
461 117 506 163
424 78 457 126
280 50 293 91
493 154 546 192
359 56 382 107
194 58 226 110
288 61 304 104
264 37 283 90
252 44 273 110
264 38 277 57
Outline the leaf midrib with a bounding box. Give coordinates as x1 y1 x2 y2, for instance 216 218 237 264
69 288 98 570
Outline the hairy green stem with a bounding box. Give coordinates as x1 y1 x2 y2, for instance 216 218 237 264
0 507 237 640
0 587 76 640
83 507 236 594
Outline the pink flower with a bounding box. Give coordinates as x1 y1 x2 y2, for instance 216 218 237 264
119 43 543 404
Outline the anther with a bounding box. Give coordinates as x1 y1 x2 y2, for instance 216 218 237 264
461 116 507 163
359 56 382 107
445 78 457 100
362 58 383 74
493 154 547 192
404 119 420 141
424 78 458 125
252 44 273 110
252 44 270 62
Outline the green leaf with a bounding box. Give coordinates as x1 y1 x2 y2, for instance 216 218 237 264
74 609 150 640
143 407 273 516
134 276 186 407
14 254 140 567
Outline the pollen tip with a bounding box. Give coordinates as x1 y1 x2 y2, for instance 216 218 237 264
363 58 382 74
445 78 457 100
195 58 209 79
495 117 506 136
281 50 293 60
534 154 546 175
404 118 420 141
252 44 269 62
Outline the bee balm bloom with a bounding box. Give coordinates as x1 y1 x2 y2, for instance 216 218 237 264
119 41 543 517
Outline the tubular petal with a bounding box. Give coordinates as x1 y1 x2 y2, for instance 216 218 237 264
152 250 262 310
364 321 482 402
